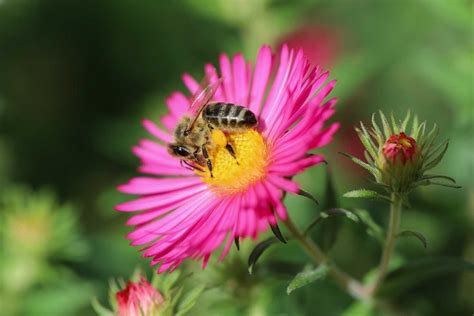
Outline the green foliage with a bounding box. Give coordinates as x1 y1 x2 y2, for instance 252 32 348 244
376 257 474 298
286 265 328 295
397 230 428 249
304 208 384 243
0 185 91 316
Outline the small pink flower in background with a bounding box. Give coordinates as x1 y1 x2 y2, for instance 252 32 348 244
279 24 343 69
116 44 339 272
383 132 417 164
116 278 164 316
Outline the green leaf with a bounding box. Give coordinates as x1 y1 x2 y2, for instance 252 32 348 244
287 265 328 295
91 298 114 316
376 257 474 298
176 285 206 316
343 189 390 202
305 208 384 243
342 300 376 316
319 170 341 251
322 169 338 209
397 230 427 249
355 209 384 242
304 208 360 236
248 237 280 274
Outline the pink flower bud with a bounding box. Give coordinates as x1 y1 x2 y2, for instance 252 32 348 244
116 278 164 316
383 132 417 164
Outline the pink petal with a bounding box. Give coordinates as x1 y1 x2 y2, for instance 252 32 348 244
232 53 249 106
219 53 234 102
142 120 172 143
248 45 273 114
118 176 202 195
116 184 207 212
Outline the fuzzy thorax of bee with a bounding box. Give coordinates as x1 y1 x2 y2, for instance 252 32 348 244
198 129 268 195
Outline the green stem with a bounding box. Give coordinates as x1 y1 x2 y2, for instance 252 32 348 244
283 216 370 301
371 192 402 294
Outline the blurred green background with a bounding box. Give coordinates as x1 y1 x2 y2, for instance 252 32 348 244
0 0 472 315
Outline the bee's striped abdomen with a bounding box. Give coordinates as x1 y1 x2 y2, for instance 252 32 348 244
203 103 257 130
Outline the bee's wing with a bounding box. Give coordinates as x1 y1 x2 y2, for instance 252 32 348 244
187 77 223 114
186 78 223 132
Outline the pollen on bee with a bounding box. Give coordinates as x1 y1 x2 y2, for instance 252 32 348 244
198 129 268 195
210 129 227 147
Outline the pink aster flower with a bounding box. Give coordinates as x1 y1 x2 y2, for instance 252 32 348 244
279 24 343 69
116 277 164 316
116 44 339 272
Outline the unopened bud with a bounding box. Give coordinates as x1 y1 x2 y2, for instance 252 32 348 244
383 132 417 164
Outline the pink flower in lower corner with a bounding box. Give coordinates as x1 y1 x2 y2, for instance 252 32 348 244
116 44 339 272
116 278 164 316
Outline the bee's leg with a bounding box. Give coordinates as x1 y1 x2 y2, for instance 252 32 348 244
225 143 239 165
201 145 213 178
181 160 205 172
180 160 193 171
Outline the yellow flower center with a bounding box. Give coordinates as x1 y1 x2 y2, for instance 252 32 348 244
399 138 413 148
198 129 269 195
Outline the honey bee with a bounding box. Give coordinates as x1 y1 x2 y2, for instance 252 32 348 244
168 79 258 177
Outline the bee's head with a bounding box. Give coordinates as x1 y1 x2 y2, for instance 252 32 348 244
168 144 192 158
174 117 192 139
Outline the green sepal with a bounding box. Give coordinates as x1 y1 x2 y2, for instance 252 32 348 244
339 152 380 176
400 111 411 132
91 298 114 316
175 285 206 316
248 237 280 274
234 236 240 251
379 111 392 139
270 222 287 244
161 270 182 296
422 140 449 171
297 189 319 205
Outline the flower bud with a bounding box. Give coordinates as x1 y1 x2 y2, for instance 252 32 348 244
343 112 459 196
93 269 205 316
116 278 164 316
383 132 417 164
